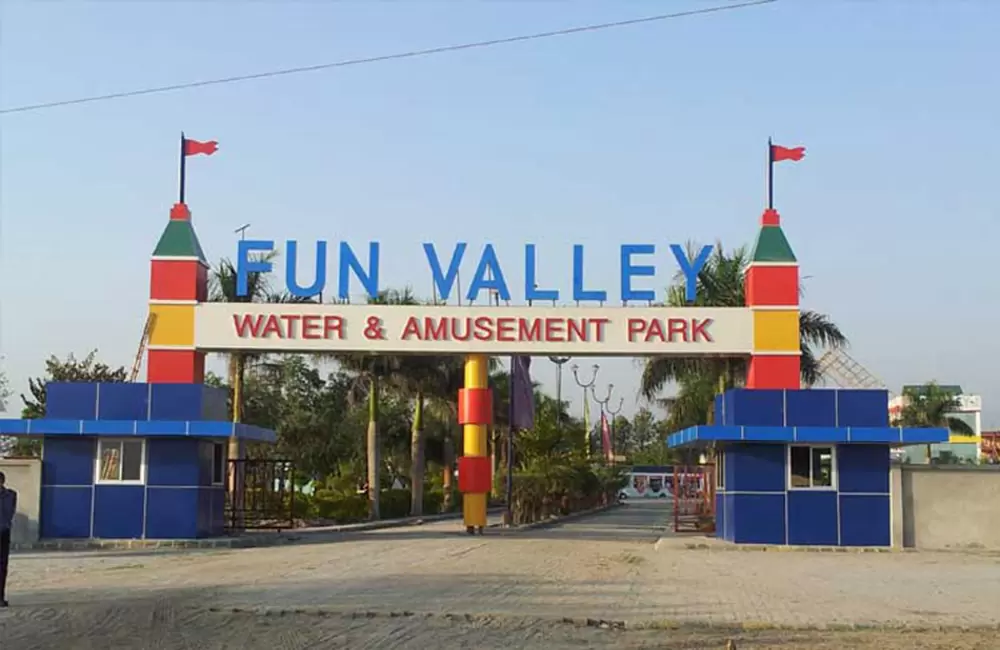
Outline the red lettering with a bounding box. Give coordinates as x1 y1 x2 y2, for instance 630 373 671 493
302 315 321 339
667 318 688 342
473 317 492 341
645 318 665 343
425 317 448 341
518 318 542 341
567 319 587 341
324 316 344 339
261 315 282 337
451 318 472 341
233 314 263 337
592 318 609 341
400 316 422 340
691 318 713 342
627 318 645 342
544 318 565 342
496 317 516 342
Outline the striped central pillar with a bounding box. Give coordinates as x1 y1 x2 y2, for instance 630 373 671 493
457 354 492 533
746 208 801 389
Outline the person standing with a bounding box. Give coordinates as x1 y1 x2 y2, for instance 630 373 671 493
0 471 16 607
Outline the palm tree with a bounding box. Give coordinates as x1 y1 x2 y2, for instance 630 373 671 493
333 288 417 520
892 382 974 463
641 243 848 429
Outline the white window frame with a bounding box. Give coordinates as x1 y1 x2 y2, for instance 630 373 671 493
95 438 147 485
715 450 726 490
211 442 226 486
787 444 837 491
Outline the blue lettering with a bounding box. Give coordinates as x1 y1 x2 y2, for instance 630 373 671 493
338 241 380 300
620 244 656 302
524 244 559 302
466 244 510 302
285 240 326 298
236 240 275 297
670 244 713 303
423 242 466 301
572 245 607 302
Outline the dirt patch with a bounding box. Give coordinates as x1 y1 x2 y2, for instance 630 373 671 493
2 605 998 650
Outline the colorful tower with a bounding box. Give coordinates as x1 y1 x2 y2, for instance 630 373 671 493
745 208 800 389
147 202 208 383
457 354 492 533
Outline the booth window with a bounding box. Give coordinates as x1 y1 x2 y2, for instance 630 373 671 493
715 451 726 490
212 443 226 485
788 445 835 489
97 439 145 484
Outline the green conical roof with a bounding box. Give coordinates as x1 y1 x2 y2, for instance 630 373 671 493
750 225 796 263
152 220 207 262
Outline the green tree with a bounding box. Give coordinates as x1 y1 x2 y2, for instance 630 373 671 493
641 243 848 431
892 382 974 463
333 288 418 519
14 351 127 457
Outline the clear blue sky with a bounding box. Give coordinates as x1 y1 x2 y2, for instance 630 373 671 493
1 1 998 425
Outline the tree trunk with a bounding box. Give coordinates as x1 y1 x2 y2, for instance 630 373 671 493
442 420 455 512
410 391 426 516
367 375 381 520
228 354 246 529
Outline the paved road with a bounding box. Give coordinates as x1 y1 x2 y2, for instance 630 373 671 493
3 501 1000 649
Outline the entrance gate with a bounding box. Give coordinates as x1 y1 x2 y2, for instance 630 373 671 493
225 459 295 532
147 185 805 536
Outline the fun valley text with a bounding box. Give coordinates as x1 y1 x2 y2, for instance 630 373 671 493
236 241 713 304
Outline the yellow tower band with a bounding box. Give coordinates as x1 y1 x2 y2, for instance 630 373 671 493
463 354 489 529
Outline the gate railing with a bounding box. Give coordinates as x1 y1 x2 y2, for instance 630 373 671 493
672 464 715 533
225 458 295 532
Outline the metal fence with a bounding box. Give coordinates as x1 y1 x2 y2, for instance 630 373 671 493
225 458 295 532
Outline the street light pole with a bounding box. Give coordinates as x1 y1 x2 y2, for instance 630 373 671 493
571 364 599 456
592 383 613 460
607 397 624 460
548 356 571 428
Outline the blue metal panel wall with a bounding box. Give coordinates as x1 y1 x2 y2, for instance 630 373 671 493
836 390 890 427
40 487 92 538
787 491 839 545
715 492 726 540
784 390 837 427
145 488 200 539
731 494 785 544
42 437 95 486
838 445 890 494
728 444 785 492
147 438 201 486
45 383 99 419
93 485 145 539
839 495 890 546
97 384 150 420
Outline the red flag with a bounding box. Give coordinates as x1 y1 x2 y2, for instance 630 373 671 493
771 144 805 162
183 138 218 156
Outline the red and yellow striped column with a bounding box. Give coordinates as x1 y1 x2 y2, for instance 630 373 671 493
147 202 208 383
745 208 801 389
457 354 492 533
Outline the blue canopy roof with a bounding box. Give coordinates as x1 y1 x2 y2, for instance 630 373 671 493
667 425 950 448
0 418 277 443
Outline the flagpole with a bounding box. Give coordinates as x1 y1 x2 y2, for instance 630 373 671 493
767 136 774 210
179 132 187 204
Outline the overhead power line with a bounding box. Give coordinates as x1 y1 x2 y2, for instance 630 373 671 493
1 0 777 115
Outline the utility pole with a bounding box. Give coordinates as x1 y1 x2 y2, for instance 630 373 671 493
572 364 599 456
548 356 571 428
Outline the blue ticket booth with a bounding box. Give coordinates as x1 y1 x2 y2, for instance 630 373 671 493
0 382 276 540
667 388 948 546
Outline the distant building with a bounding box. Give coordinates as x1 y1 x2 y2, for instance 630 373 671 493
889 385 982 463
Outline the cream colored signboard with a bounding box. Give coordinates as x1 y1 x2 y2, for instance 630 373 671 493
193 304 754 356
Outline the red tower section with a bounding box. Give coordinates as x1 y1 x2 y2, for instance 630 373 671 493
147 202 208 383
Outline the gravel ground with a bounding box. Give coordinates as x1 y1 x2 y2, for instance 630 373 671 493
3 502 999 649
